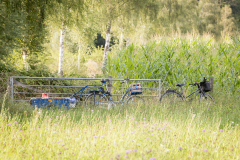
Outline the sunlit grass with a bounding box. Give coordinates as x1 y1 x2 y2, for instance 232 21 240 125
0 94 239 159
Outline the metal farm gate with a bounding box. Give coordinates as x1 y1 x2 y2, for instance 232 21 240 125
9 76 161 104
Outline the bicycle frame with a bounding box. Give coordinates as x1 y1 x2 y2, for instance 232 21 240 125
107 87 133 104
70 84 105 101
177 83 206 101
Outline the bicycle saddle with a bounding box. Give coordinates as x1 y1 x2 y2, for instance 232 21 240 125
176 84 185 87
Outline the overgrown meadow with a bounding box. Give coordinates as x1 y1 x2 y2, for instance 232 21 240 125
1 93 240 159
1 36 240 159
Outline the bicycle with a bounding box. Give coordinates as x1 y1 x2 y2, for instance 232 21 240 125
160 77 215 105
69 80 107 107
90 78 145 109
70 78 145 108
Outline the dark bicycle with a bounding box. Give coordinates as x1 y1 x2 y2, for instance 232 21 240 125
160 77 215 105
98 78 144 109
69 79 109 107
71 78 144 108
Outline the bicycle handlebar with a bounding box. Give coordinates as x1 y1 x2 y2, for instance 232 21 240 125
189 83 197 86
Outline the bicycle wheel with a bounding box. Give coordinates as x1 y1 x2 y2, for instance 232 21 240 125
199 93 215 105
160 91 183 104
85 93 108 107
126 96 145 106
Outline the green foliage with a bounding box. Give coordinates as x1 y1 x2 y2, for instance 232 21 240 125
0 94 240 159
107 37 240 94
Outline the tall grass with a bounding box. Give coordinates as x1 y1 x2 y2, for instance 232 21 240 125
107 37 240 94
0 95 240 159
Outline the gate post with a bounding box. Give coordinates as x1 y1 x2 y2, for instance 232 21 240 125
9 77 14 101
108 76 113 93
159 79 161 101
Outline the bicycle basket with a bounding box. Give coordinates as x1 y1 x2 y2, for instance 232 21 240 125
130 83 142 95
200 81 211 92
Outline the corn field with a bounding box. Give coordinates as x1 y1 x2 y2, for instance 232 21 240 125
107 37 240 94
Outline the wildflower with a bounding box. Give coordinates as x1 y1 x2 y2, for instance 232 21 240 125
126 150 132 153
126 115 129 117
204 149 208 152
91 110 94 111
149 157 156 160
146 137 150 139
133 149 138 152
8 124 11 126
94 136 98 138
49 118 52 121
151 133 154 136
57 141 60 143
60 111 63 113
219 129 223 132
101 136 104 138
202 129 206 132
67 113 69 115
14 121 17 123
131 132 135 134
61 144 65 146
9 116 11 119
56 116 59 118
116 154 120 157
143 132 145 134
143 118 145 120
179 147 183 150
231 148 233 151
135 121 138 123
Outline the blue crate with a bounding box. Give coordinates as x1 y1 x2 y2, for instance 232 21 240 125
30 98 70 109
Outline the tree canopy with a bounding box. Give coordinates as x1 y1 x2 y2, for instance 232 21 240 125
0 0 239 74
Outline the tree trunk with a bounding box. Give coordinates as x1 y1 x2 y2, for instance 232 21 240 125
78 41 81 70
58 23 65 77
119 29 124 49
126 37 129 47
22 49 29 71
223 5 226 37
102 21 111 70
